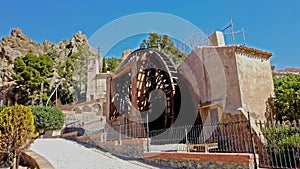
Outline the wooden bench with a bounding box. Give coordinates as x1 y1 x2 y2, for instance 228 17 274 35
189 143 218 153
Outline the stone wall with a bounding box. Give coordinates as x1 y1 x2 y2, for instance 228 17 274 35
64 113 106 134
77 138 148 158
235 51 274 122
98 139 147 158
65 113 103 124
144 152 257 169
75 135 258 169
95 74 107 99
180 45 273 124
180 46 243 116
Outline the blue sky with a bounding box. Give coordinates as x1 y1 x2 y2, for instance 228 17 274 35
1 0 299 69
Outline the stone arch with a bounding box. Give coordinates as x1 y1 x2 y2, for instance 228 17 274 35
92 103 103 116
82 105 92 112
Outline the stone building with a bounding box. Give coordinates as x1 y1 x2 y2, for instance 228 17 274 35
85 48 134 102
272 68 300 78
179 31 274 124
86 56 107 102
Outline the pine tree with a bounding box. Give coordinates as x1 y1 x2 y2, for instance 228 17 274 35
12 53 54 105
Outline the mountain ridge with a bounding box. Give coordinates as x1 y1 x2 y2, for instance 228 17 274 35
0 28 100 105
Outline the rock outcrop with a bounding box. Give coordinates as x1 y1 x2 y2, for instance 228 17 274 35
0 28 44 82
0 28 100 105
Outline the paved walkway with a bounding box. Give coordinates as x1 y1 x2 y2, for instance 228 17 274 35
30 139 169 169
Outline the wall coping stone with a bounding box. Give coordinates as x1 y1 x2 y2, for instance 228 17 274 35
144 152 257 164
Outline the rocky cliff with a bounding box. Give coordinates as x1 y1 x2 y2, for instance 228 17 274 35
0 28 100 105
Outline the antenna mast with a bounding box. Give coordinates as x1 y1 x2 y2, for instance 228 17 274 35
222 19 246 45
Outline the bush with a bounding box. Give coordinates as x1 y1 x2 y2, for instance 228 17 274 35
263 125 300 148
30 106 65 134
263 125 300 168
75 107 82 114
280 133 300 147
271 74 300 121
0 106 5 112
0 105 38 168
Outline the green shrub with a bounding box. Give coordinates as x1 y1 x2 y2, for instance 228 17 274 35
0 106 5 112
30 106 65 134
75 107 82 114
263 125 300 148
263 125 300 168
279 133 300 147
0 105 38 168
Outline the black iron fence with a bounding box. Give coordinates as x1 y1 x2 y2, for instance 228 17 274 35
146 120 254 153
78 116 300 169
256 120 300 168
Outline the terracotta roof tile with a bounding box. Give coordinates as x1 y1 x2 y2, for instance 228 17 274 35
236 46 272 58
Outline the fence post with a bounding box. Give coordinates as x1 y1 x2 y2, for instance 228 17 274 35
146 112 150 152
248 112 258 169
119 122 122 145
125 120 128 139
185 126 189 152
104 127 107 142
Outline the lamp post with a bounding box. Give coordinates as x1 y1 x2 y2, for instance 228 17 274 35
46 78 65 106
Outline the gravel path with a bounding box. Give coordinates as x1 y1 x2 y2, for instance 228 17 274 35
30 138 169 169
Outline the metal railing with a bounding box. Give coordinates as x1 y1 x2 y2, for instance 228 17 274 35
256 120 300 168
103 119 254 153
72 115 300 169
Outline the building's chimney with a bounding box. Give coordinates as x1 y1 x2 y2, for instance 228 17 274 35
209 31 225 46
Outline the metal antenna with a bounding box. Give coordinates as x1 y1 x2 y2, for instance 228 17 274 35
222 19 246 45
230 19 235 45
222 19 235 44
242 28 246 45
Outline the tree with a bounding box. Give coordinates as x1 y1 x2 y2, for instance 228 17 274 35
56 58 75 105
30 106 64 135
102 57 107 73
141 32 187 65
12 53 54 105
56 44 90 104
104 57 122 73
270 74 300 121
0 105 38 169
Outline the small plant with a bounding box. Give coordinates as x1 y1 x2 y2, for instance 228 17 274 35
0 106 5 112
263 125 300 149
0 105 38 169
262 125 300 168
75 107 82 114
